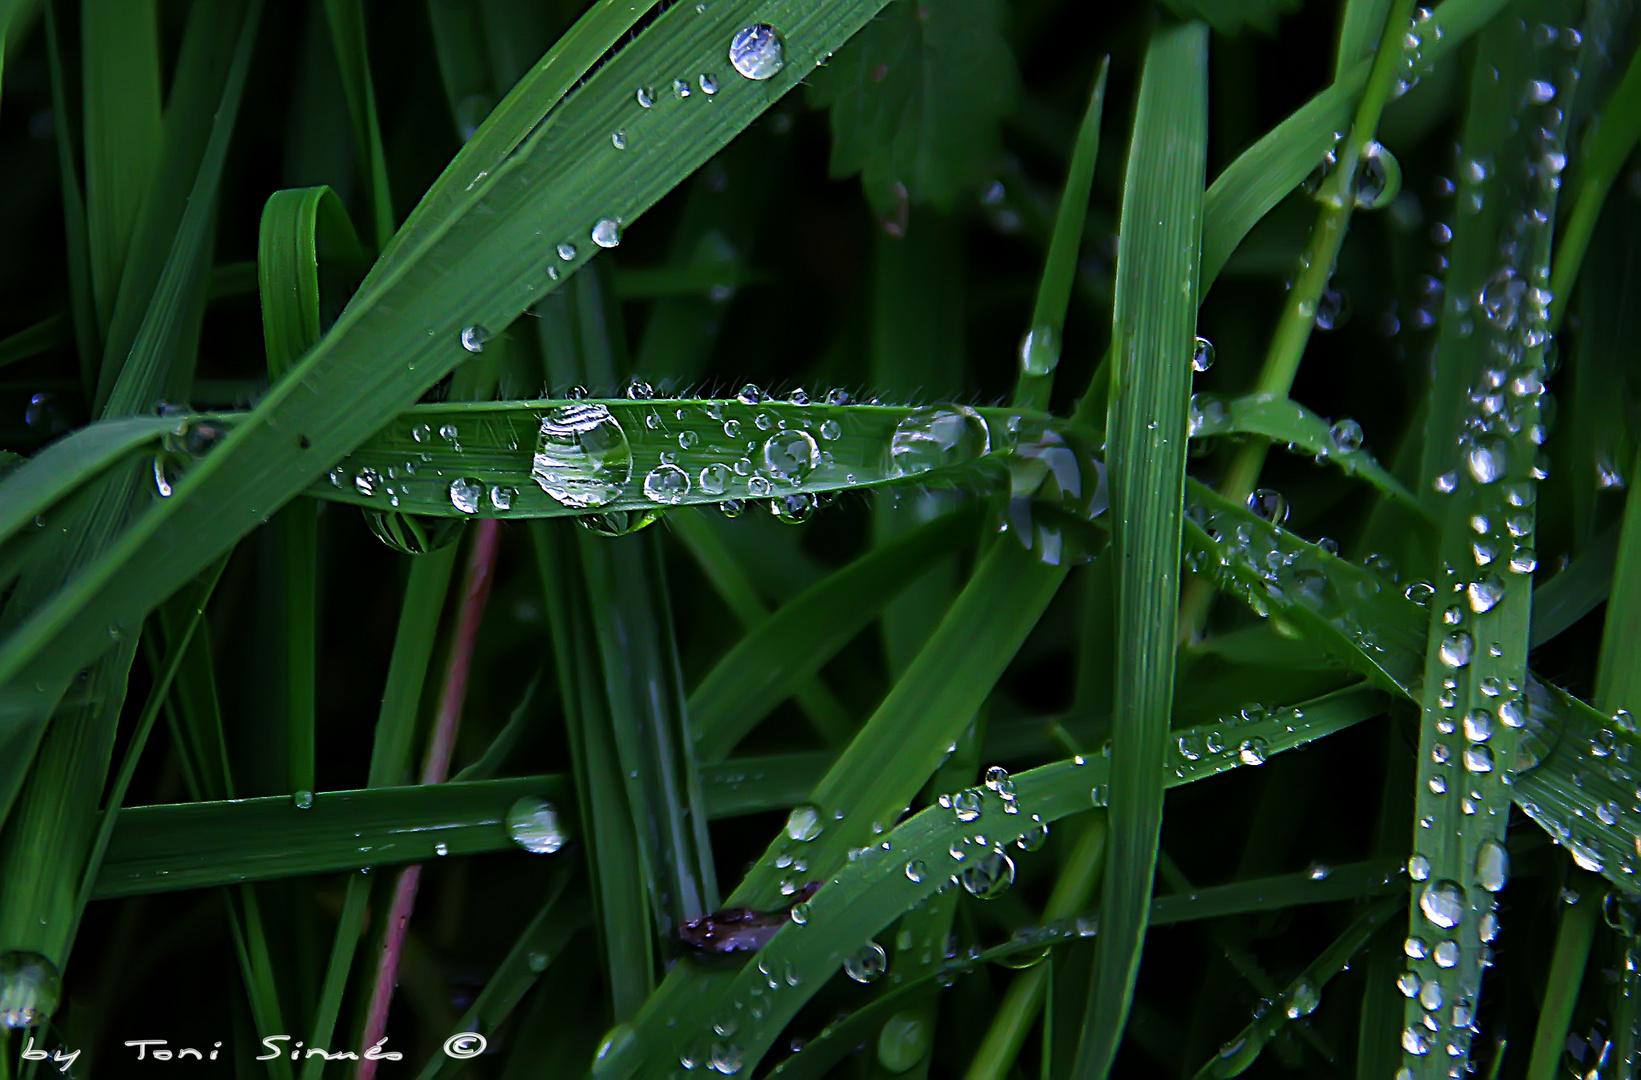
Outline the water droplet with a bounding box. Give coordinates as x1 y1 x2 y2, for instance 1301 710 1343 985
557 241 578 261
1328 418 1364 453
1433 939 1458 967
592 218 622 248
1463 744 1493 772
786 803 823 842
952 790 983 823
1355 142 1402 209
844 941 887 983
636 86 654 107
1467 574 1505 613
293 790 314 810
1403 1027 1430 1055
983 766 1014 795
533 403 632 508
1016 821 1049 852
1409 854 1431 880
1463 709 1493 742
506 798 565 854
1419 879 1465 928
1019 324 1061 376
1089 784 1108 807
1476 839 1509 891
876 1011 929 1073
1313 287 1350 330
708 1041 743 1075
449 477 483 514
1285 976 1321 1018
490 485 515 511
905 859 928 883
729 24 784 80
611 129 627 149
434 842 449 856
1246 488 1290 525
960 850 1016 899
1397 970 1422 997
1439 632 1474 668
460 325 490 353
698 463 731 494
1192 335 1215 372
1509 546 1538 574
1238 737 1268 766
643 464 691 504
763 429 819 483
1466 439 1508 484
0 951 61 1028
789 902 810 925
1418 978 1443 1011
699 72 719 95
770 492 815 524
887 406 990 477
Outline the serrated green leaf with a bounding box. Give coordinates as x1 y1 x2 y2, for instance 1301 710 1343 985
807 0 1019 216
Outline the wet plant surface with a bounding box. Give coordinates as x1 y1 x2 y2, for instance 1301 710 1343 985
3 0 1641 1077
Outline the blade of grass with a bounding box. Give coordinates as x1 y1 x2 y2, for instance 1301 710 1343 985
686 503 983 762
1013 57 1109 413
1525 875 1601 1080
668 510 854 750
42 1 95 394
322 0 394 250
1075 22 1207 1080
80 0 161 334
610 685 1384 1078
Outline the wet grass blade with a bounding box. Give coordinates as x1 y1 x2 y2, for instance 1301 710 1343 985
321 0 394 249
1076 23 1207 1080
1524 874 1600 1080
1188 393 1426 513
610 685 1383 1078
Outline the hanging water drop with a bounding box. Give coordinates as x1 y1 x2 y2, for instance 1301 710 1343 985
1192 335 1215 372
461 325 490 353
1246 488 1290 525
0 951 61 1028
959 850 1016 899
506 798 565 853
1019 324 1061 376
1313 288 1350 330
1328 418 1364 453
1354 142 1403 209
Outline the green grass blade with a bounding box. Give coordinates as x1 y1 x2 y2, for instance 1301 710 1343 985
1013 58 1109 413
1524 876 1600 1080
1189 895 1401 1078
0 415 172 546
96 0 262 417
1399 6 1573 1070
1076 22 1207 1080
322 0 394 249
92 776 571 900
1188 393 1426 513
687 504 983 762
80 0 161 334
668 510 854 750
609 685 1382 1077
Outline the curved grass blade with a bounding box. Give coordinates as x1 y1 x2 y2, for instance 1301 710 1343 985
689 503 984 762
1079 24 1207 1079
1188 393 1425 513
605 685 1384 1078
0 415 174 546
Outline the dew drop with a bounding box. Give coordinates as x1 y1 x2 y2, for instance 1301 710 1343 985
293 790 315 810
1466 439 1508 484
643 464 691 503
1419 879 1465 929
729 23 785 80
785 803 823 842
1285 977 1321 1018
0 952 61 1028
844 941 887 983
905 859 928 883
1019 324 1061 376
763 429 819 483
1246 488 1290 525
449 477 483 514
1192 335 1215 373
557 241 578 261
699 73 719 95
532 404 633 508
461 325 490 353
959 850 1016 899
887 406 990 477
1354 142 1402 209
506 798 565 853
592 218 622 248
1475 839 1509 892
1328 418 1364 453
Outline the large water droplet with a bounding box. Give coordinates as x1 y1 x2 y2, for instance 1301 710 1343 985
876 1011 929 1073
1419 879 1465 929
960 850 1016 899
461 325 490 353
1475 839 1509 892
1439 631 1473 668
763 429 819 483
708 1042 743 1075
592 218 622 248
506 798 565 853
533 403 632 508
1192 336 1215 372
449 477 483 514
580 509 665 536
952 790 983 823
1328 418 1364 453
785 803 823 842
1019 324 1061 376
844 941 887 983
643 464 691 503
1354 142 1402 209
1466 439 1508 484
0 951 61 1028
729 24 784 80
1285 976 1321 1018
293 790 315 810
1246 488 1290 525
887 407 990 477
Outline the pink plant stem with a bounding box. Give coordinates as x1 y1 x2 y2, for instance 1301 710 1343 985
356 519 502 1079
